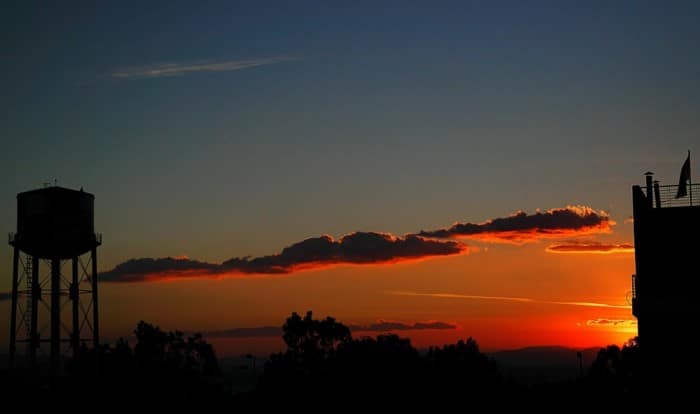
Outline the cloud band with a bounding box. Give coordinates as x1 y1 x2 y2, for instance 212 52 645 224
418 206 612 243
101 232 466 282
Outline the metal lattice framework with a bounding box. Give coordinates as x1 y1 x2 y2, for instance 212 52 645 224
8 247 99 370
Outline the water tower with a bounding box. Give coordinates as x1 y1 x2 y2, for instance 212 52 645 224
8 185 101 376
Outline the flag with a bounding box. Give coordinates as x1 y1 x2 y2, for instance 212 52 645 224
675 152 691 198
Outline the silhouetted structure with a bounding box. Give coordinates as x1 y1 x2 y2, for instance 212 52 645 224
8 186 101 376
631 172 699 383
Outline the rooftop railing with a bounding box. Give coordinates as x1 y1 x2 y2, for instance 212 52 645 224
645 183 699 208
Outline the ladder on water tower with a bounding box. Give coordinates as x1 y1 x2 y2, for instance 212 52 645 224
24 256 32 336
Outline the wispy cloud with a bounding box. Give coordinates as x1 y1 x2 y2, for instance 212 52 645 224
349 320 457 332
548 301 630 309
390 291 535 303
109 56 298 79
388 291 630 309
586 318 637 327
545 242 634 254
101 232 466 283
417 206 612 243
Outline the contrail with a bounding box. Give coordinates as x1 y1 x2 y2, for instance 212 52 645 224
548 301 630 309
109 56 298 79
390 291 535 303
387 291 630 309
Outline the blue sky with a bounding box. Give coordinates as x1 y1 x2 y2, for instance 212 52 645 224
3 0 698 263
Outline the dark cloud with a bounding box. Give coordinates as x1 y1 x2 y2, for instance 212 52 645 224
101 205 612 282
417 206 612 243
101 232 466 282
0 292 11 302
412 321 457 330
101 257 219 282
349 320 457 332
200 320 457 338
546 242 634 254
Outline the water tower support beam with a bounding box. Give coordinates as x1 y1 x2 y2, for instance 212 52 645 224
71 256 79 355
50 257 60 377
30 256 39 366
8 246 19 369
91 247 99 350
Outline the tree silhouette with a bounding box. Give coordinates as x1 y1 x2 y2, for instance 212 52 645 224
331 333 425 398
277 310 351 375
132 320 221 377
261 311 352 394
588 336 640 392
426 337 501 391
133 320 169 369
259 311 503 404
282 311 351 358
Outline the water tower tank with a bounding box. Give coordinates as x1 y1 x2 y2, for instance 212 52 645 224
13 186 98 259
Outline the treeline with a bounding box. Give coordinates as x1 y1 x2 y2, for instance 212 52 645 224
2 311 648 409
247 311 642 409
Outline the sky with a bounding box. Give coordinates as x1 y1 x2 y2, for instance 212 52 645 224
1 1 699 356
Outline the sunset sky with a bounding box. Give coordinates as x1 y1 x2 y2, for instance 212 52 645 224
1 1 698 356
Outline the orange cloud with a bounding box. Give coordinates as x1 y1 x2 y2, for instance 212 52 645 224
545 242 634 254
417 205 613 243
101 232 467 282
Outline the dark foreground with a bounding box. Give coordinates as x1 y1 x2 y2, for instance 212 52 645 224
2 313 697 410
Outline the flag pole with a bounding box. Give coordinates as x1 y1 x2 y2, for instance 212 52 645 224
689 150 693 206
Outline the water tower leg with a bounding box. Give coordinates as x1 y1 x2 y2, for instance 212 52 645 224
91 247 100 373
50 257 60 377
8 247 19 369
30 256 39 367
71 256 79 356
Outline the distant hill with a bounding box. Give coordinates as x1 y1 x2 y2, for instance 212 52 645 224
489 346 601 384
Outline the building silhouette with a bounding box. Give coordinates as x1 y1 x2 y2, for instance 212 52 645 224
631 172 699 379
